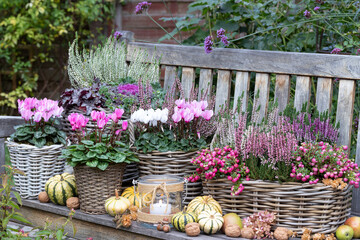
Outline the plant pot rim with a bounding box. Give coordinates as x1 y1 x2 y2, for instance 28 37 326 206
6 138 64 149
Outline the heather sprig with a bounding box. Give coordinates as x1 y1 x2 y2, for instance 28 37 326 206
291 142 360 187
188 146 250 195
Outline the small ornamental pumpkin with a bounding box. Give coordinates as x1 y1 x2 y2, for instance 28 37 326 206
171 207 197 232
187 195 222 216
121 186 151 207
45 173 77 206
198 210 224 235
105 189 131 216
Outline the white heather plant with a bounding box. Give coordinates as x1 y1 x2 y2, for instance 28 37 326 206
68 34 159 88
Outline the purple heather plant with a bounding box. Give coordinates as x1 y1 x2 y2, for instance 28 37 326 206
216 28 229 46
291 113 338 144
314 6 320 11
135 1 152 14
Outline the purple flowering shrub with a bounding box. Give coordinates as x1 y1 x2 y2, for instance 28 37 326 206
291 142 359 188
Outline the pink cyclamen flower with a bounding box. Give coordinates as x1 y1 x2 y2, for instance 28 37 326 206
122 120 128 131
192 107 203 118
183 109 194 122
91 111 99 121
115 129 121 135
172 111 182 123
202 110 213 121
97 117 109 129
110 113 118 123
175 99 186 108
33 112 43 122
331 48 342 54
20 109 34 121
199 100 208 110
114 108 125 119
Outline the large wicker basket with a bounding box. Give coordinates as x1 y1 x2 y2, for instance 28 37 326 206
6 140 65 199
203 178 352 234
74 163 126 215
136 150 202 205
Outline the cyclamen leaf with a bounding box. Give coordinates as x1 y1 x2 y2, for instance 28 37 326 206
97 162 109 171
86 151 97 158
33 137 46 148
44 125 56 135
86 160 98 168
81 140 94 145
34 131 43 139
113 155 126 163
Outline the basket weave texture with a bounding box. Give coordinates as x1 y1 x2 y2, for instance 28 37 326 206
6 140 65 199
203 178 352 234
136 151 202 205
74 163 126 215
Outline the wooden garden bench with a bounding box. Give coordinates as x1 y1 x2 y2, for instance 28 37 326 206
1 31 360 239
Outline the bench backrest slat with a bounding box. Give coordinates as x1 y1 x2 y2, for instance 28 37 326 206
254 73 270 121
198 69 213 101
215 70 231 113
233 71 251 112
316 77 333 113
181 67 195 99
294 76 312 111
274 74 291 112
164 66 177 91
336 80 356 148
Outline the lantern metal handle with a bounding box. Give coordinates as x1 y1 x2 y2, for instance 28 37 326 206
182 178 188 205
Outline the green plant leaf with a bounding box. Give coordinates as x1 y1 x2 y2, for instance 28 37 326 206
33 137 46 148
11 213 31 225
34 131 43 139
86 151 96 158
97 162 109 171
81 140 94 145
86 160 98 168
44 125 56 135
56 229 63 240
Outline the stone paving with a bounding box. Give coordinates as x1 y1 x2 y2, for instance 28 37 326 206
7 222 78 239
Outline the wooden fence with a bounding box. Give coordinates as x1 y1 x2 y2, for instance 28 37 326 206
1 34 360 215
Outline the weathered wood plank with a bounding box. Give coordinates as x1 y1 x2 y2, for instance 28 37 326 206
274 74 290 112
294 76 311 111
233 71 250 112
355 113 360 215
215 70 231 113
0 138 5 174
0 116 24 138
181 67 195 99
127 42 360 80
198 69 212 101
336 80 355 148
316 77 333 113
254 73 270 121
164 66 177 91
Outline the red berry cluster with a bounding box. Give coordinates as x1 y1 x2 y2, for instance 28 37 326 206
188 146 250 195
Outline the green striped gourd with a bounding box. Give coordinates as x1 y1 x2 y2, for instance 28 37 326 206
198 210 224 234
105 189 131 216
121 186 152 207
187 195 222 216
171 207 197 232
45 173 77 206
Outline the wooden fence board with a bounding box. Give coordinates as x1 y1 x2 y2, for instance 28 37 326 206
164 66 177 91
215 70 231 113
181 67 195 99
198 69 212 101
233 71 250 112
294 76 311 111
274 74 291 112
316 77 333 113
127 42 360 80
254 73 270 121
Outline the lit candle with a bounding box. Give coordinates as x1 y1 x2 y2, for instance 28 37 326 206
150 200 171 215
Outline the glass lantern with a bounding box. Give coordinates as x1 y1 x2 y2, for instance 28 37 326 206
134 175 184 223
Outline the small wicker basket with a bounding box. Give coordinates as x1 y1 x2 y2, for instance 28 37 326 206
74 163 126 215
203 178 352 234
6 139 65 199
136 150 202 205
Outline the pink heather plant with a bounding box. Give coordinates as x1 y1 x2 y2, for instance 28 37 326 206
188 146 250 195
291 142 360 187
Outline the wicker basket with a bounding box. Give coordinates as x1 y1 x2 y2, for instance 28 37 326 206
74 163 126 215
5 139 65 199
136 151 202 205
203 178 352 234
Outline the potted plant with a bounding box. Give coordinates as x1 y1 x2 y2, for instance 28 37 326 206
130 78 216 204
61 108 139 214
192 102 359 234
6 98 67 199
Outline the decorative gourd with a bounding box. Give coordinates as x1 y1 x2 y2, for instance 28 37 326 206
187 195 222 216
121 186 151 207
171 207 197 232
198 210 224 235
45 173 77 206
105 189 131 216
